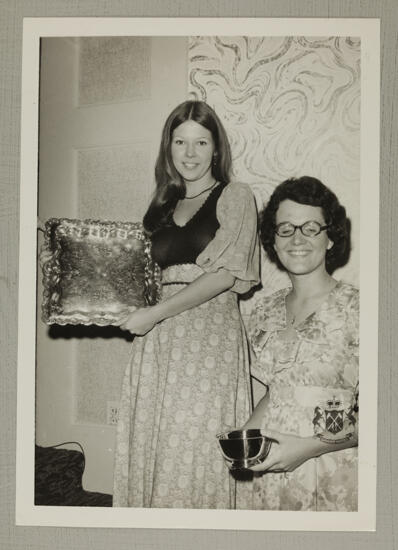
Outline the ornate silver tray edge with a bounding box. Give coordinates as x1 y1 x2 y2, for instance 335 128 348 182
41 218 162 326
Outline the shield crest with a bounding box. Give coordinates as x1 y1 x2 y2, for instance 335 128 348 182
325 409 344 434
324 396 345 435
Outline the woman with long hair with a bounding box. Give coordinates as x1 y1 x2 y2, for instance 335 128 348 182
112 101 260 509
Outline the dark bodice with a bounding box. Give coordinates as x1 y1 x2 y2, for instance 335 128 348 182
151 182 227 269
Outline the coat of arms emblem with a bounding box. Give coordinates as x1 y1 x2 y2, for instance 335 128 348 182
313 395 357 443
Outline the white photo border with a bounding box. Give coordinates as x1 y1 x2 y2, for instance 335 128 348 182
16 16 380 531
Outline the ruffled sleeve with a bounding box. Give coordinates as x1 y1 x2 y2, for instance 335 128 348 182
246 290 287 384
247 301 273 385
248 290 286 355
196 182 260 294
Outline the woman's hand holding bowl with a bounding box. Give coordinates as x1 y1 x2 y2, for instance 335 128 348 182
249 429 321 473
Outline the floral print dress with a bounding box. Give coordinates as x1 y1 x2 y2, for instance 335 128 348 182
248 282 359 511
113 183 260 509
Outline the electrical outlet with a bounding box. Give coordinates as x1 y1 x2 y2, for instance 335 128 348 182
106 401 119 425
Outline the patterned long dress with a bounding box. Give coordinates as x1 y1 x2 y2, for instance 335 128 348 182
113 182 260 509
247 282 359 511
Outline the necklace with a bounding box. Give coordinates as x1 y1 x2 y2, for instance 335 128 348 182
185 181 217 199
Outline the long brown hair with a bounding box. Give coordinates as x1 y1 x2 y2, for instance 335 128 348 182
143 101 232 233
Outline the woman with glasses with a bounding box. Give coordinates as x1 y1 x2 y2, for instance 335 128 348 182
243 176 358 511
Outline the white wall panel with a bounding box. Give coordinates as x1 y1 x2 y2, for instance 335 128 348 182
78 37 151 105
77 143 151 221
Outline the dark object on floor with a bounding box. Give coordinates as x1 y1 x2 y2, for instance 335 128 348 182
35 443 112 506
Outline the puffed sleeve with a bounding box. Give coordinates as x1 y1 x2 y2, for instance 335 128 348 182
196 182 260 294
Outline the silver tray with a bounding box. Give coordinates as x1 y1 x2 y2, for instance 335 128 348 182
41 218 161 326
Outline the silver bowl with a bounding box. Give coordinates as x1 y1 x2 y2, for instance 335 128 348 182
216 428 272 470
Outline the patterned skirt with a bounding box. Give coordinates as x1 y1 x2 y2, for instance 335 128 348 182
113 264 252 509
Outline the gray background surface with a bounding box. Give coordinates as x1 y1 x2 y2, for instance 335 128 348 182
1 1 396 549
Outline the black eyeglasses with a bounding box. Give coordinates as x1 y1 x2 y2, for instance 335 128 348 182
275 221 329 238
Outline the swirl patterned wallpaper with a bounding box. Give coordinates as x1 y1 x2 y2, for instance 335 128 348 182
188 36 360 302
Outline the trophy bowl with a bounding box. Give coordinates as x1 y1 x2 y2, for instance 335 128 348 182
216 428 273 470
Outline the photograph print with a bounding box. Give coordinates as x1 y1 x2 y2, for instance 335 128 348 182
16 17 379 531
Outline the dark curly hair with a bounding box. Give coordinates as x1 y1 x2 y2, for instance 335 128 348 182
260 176 351 274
